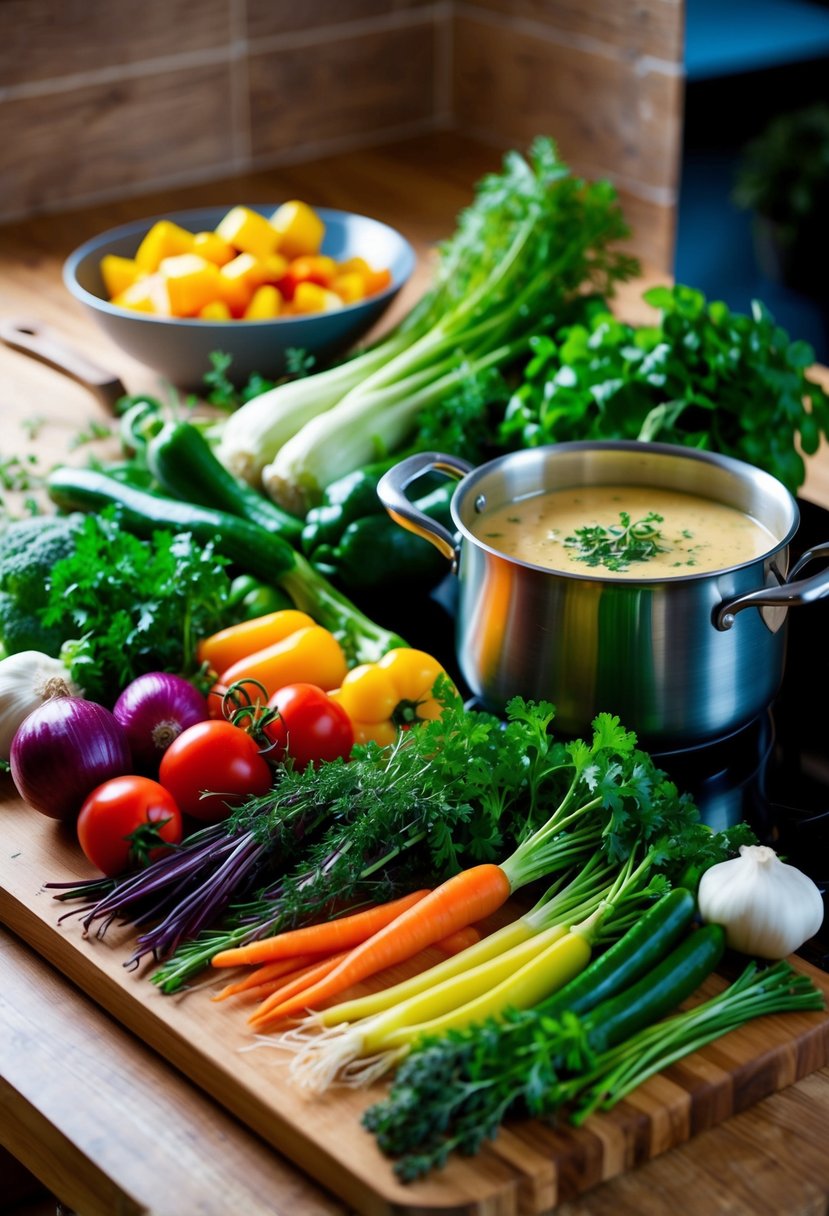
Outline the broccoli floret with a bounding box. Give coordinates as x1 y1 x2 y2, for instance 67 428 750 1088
0 514 83 655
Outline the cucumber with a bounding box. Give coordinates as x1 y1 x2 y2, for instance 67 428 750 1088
538 886 698 1022
46 465 298 582
146 421 304 541
582 921 726 1055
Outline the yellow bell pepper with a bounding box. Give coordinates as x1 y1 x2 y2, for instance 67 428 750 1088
329 648 449 747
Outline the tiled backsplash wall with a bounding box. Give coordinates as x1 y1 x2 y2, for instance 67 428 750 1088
1 0 684 269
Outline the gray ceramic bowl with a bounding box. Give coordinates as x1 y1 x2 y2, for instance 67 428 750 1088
63 205 416 391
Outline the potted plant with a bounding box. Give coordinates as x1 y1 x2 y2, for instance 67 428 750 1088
732 101 829 297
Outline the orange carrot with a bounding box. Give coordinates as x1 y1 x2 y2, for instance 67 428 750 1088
244 864 512 1025
248 951 351 1026
435 925 482 956
210 888 431 969
211 954 319 1002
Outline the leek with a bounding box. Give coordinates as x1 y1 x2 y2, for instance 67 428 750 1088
218 137 638 508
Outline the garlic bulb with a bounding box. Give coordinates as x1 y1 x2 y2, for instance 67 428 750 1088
0 650 82 759
698 844 824 959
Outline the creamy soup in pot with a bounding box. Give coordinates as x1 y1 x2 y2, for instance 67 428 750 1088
472 484 776 578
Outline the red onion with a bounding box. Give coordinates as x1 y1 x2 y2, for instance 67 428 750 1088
113 672 208 772
11 696 132 821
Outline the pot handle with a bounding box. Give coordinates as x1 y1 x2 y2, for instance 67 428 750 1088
377 451 473 562
716 541 829 630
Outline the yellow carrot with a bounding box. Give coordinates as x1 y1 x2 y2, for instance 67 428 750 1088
283 920 587 1091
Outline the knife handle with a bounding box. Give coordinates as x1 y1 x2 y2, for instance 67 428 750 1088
0 317 127 411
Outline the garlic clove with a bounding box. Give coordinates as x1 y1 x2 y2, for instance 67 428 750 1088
698 844 824 960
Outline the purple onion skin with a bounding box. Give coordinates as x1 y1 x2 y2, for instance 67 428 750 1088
10 696 132 822
113 672 208 773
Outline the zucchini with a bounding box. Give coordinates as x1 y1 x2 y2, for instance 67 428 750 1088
47 465 298 582
146 420 304 541
537 886 698 1022
582 921 726 1055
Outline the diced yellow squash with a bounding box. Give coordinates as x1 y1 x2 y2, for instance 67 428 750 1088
111 277 159 313
134 220 195 273
330 271 366 305
269 200 325 259
192 231 236 266
215 206 280 259
337 256 372 278
156 253 223 317
199 300 233 320
291 281 344 314
243 284 283 320
101 254 141 299
256 252 289 283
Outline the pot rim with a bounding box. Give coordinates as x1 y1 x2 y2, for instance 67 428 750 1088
449 439 800 584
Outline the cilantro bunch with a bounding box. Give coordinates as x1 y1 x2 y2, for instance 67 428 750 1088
40 509 233 705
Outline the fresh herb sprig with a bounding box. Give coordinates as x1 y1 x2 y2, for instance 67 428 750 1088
40 508 233 705
564 510 668 571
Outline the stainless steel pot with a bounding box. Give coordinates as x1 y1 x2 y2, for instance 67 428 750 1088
377 441 829 747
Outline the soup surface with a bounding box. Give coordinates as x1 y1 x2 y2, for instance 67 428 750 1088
473 483 776 578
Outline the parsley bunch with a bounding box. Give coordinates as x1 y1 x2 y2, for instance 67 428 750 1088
495 284 829 495
40 509 233 705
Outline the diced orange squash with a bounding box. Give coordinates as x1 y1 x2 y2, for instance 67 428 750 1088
216 252 268 315
199 300 233 320
111 277 160 313
215 206 280 259
330 271 366 305
193 231 236 266
362 266 393 296
135 220 195 273
269 200 325 259
101 254 141 299
243 285 283 320
291 281 343 314
276 255 336 302
156 253 223 317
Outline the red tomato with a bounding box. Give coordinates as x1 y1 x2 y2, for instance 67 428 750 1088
158 719 272 822
263 683 354 771
77 775 184 877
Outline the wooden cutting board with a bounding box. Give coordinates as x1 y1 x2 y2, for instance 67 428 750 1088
2 776 828 1216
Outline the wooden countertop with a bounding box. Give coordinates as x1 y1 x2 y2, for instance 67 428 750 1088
2 131 829 1216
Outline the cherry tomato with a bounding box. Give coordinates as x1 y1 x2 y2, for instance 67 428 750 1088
77 775 184 877
158 719 272 822
263 683 354 771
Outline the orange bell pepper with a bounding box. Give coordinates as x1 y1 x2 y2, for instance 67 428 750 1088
217 624 349 702
197 609 316 676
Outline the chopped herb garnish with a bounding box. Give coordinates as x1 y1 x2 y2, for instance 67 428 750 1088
564 510 669 571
